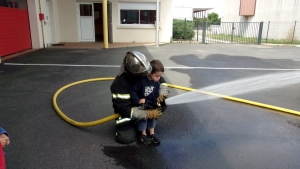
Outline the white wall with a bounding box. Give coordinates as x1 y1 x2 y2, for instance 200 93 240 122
28 0 59 48
221 0 300 22
27 0 46 49
57 0 80 42
173 7 193 20
221 0 242 22
255 0 300 22
173 0 222 18
160 0 173 42
48 0 61 44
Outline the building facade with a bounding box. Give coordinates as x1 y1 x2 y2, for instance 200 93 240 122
0 0 173 57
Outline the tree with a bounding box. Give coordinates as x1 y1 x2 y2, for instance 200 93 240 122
207 12 221 24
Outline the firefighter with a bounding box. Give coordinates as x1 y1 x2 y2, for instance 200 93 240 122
110 51 169 144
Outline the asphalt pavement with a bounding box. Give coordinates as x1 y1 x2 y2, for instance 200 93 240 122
1 43 300 169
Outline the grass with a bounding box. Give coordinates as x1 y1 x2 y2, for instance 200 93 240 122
262 38 300 44
172 33 300 45
208 34 258 44
208 34 300 44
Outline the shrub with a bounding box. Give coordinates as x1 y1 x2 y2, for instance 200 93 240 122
173 19 195 40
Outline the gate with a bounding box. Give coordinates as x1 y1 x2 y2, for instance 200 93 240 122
199 22 263 44
173 19 263 44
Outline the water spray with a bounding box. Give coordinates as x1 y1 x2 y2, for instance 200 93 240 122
165 71 300 105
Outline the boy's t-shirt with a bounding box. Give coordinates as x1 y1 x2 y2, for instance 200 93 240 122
130 76 160 106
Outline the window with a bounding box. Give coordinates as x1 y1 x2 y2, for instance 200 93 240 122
121 10 139 24
0 0 27 9
80 4 92 16
119 2 157 25
140 10 156 24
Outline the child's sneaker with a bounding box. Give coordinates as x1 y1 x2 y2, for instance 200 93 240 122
140 135 151 145
149 134 160 144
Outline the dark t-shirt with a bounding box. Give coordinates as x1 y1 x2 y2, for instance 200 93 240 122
130 76 160 106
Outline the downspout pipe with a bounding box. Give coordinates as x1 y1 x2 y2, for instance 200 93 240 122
38 0 45 48
155 0 159 47
103 0 109 49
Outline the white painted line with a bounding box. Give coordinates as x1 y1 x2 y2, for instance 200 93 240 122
4 63 120 67
165 67 300 71
4 63 300 71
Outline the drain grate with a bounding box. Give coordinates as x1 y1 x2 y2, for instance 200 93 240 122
52 44 65 46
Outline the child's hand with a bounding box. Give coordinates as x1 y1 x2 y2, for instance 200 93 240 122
139 99 145 104
0 134 10 147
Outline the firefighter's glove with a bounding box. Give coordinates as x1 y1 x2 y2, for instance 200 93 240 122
146 108 162 119
131 107 148 120
157 94 167 103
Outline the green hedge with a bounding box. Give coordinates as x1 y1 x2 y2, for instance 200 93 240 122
173 19 195 40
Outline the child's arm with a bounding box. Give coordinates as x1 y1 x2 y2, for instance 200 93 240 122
139 98 145 104
130 80 143 105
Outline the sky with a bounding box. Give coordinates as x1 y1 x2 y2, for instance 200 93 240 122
173 0 222 14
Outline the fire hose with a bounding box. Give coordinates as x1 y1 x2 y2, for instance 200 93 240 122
52 77 300 127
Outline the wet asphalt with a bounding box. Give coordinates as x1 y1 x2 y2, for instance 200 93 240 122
1 43 300 169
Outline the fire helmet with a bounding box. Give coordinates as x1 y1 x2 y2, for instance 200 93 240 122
123 51 152 76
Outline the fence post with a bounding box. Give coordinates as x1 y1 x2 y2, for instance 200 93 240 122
292 21 297 44
197 20 199 42
266 21 270 43
202 21 207 43
257 22 263 45
231 22 234 43
184 18 186 40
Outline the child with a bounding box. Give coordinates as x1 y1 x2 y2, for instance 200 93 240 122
130 59 164 145
0 127 9 148
0 127 10 169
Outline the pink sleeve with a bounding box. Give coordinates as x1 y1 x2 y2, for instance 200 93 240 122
0 147 5 169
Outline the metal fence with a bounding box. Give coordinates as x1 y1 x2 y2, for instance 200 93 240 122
262 21 300 44
172 18 300 45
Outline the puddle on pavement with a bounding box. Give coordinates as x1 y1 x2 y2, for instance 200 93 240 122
102 145 167 169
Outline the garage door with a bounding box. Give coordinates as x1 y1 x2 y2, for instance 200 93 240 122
0 0 31 57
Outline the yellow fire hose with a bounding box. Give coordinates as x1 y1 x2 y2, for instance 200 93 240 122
52 78 300 127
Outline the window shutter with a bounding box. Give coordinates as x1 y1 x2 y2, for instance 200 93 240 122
239 0 256 16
